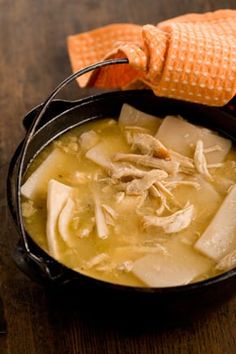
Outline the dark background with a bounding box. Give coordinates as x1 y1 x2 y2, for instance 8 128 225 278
1 1 236 353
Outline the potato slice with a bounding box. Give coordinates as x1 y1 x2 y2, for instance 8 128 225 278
195 184 236 260
132 240 212 287
46 179 73 259
156 116 231 163
21 149 72 200
118 104 161 133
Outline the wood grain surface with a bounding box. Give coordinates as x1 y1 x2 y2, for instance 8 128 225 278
0 1 236 353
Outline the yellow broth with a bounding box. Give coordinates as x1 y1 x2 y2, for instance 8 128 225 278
21 113 236 287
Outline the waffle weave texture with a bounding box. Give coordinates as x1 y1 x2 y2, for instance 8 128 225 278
67 10 236 106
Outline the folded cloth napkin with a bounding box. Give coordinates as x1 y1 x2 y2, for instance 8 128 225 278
67 10 236 106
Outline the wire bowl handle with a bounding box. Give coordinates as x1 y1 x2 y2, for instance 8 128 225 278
16 58 129 280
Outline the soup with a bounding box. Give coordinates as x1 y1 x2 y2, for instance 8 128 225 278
21 104 236 287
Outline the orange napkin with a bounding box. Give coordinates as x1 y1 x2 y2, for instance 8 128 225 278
67 10 236 106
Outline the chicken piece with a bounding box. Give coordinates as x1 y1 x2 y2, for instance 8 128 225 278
102 204 118 226
194 140 213 181
113 153 179 175
212 177 235 195
154 181 174 199
149 185 170 215
170 150 195 174
128 133 170 159
216 250 236 271
79 130 99 151
171 175 221 227
126 170 168 195
93 192 108 239
143 204 194 233
163 180 200 190
110 164 147 180
154 181 182 208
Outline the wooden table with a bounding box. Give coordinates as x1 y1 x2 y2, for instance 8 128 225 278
1 1 236 353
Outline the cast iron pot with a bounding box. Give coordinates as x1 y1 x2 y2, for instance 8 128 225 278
7 59 236 321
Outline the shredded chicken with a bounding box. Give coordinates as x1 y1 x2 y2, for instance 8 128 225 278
154 181 174 199
154 181 182 208
113 153 179 175
170 150 196 175
204 145 223 154
149 185 170 215
136 190 149 208
163 180 201 190
125 169 168 195
194 140 213 181
102 204 118 226
143 204 194 233
110 163 147 180
128 133 170 160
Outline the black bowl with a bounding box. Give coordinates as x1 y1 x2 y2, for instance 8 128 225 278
7 90 236 321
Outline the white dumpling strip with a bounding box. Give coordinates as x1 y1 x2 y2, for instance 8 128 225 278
118 104 161 133
156 116 231 163
46 179 73 258
195 184 236 260
58 198 75 247
85 142 112 169
85 132 130 170
21 149 69 200
132 241 212 287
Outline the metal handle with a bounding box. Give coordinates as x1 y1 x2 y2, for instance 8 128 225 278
15 58 129 280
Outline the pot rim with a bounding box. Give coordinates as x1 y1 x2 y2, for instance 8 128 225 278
8 89 236 292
